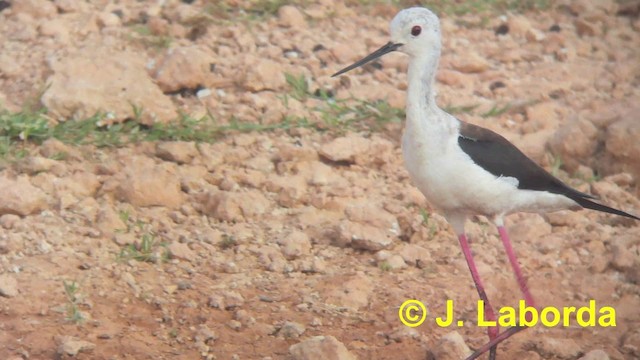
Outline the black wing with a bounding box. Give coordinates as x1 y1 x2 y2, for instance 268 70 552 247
458 121 639 220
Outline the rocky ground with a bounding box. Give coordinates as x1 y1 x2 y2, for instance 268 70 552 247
1 0 640 359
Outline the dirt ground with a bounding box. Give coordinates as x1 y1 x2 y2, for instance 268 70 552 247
1 0 639 359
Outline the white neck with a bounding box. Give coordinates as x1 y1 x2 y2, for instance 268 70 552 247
405 48 457 136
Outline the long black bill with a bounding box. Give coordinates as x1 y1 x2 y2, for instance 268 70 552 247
331 42 402 77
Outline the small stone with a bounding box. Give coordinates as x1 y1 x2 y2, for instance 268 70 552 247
0 214 21 230
532 337 581 359
278 5 307 29
13 0 56 18
575 19 598 37
398 244 431 268
168 242 196 262
337 220 393 251
16 156 59 175
432 331 472 360
156 141 198 164
0 274 18 297
0 176 48 216
548 117 599 172
509 215 552 241
201 190 271 222
289 336 356 360
382 255 406 270
525 28 546 42
325 274 373 310
57 337 96 356
578 349 610 360
243 56 286 91
452 53 490 73
278 321 306 339
153 46 218 93
508 15 533 37
319 135 371 164
277 231 312 260
42 48 177 125
97 11 121 28
114 157 183 209
195 324 217 344
209 291 244 310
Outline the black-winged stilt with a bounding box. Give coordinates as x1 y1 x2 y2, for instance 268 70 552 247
332 7 639 360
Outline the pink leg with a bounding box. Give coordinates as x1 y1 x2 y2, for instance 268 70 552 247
464 226 538 359
458 234 499 360
497 226 536 310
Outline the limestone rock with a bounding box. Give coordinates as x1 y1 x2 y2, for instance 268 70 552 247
0 176 48 216
242 56 286 92
41 48 177 125
153 46 218 93
578 349 610 360
507 15 534 37
278 6 307 29
548 117 599 172
325 274 373 310
604 115 640 181
337 220 393 251
156 141 198 164
115 158 184 209
202 190 271 222
277 231 312 260
532 337 581 359
0 274 18 297
13 0 57 19
168 242 196 262
319 135 371 164
57 337 96 356
290 336 356 360
278 321 306 339
452 53 490 73
432 331 472 360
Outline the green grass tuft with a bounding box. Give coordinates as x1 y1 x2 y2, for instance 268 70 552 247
63 280 85 323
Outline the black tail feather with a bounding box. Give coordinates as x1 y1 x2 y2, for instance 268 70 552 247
572 196 640 221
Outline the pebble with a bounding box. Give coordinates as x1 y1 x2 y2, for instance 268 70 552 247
278 321 306 339
57 337 96 356
277 230 312 260
578 349 610 360
0 274 18 297
432 331 472 360
278 5 307 29
289 336 356 360
0 176 48 216
156 141 198 164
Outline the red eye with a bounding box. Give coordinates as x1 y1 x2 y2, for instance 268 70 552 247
411 25 422 36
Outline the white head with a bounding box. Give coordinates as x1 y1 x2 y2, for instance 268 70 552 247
390 7 441 58
332 7 441 77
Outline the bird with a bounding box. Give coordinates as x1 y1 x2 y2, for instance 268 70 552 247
332 7 639 360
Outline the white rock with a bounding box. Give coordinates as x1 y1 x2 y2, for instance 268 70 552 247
432 331 472 360
0 176 48 216
57 337 96 356
42 48 177 125
168 242 196 262
0 274 18 297
578 350 610 360
290 336 356 360
278 321 306 339
153 46 218 93
243 56 286 91
278 6 307 29
277 231 312 260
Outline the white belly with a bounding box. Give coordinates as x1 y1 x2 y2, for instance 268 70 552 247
401 131 576 217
